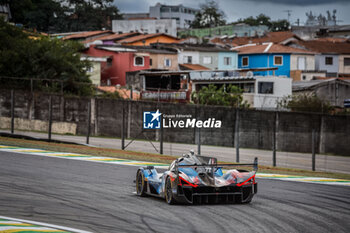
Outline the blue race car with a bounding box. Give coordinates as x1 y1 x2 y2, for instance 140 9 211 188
135 151 258 204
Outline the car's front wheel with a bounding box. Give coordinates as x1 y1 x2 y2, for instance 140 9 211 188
165 176 176 205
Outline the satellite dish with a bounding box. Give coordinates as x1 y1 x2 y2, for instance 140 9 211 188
247 71 254 77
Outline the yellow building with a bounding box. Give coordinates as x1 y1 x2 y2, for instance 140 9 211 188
80 55 110 86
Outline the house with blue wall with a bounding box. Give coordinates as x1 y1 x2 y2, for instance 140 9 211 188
235 43 314 77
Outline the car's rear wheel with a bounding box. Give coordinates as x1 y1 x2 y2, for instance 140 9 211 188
136 170 147 196
165 176 176 205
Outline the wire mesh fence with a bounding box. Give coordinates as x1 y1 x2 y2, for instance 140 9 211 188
0 88 349 174
0 76 94 96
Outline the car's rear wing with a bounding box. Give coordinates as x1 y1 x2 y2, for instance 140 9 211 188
175 157 258 171
173 157 258 185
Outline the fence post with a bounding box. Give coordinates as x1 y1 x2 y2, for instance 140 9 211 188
160 122 163 154
197 127 201 155
272 112 277 167
48 96 53 141
127 101 131 138
235 108 240 163
30 79 33 93
60 81 64 95
86 100 91 144
121 101 125 150
312 129 316 171
10 89 14 134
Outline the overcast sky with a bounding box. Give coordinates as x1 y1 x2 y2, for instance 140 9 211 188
113 0 350 25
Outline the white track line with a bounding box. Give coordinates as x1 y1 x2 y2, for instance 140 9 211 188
0 215 92 233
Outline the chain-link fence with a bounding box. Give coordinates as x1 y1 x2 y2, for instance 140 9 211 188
0 88 349 174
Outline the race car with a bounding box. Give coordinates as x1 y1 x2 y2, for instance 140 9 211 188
135 150 258 204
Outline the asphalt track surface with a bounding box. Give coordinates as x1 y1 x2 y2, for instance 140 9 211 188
1 151 350 233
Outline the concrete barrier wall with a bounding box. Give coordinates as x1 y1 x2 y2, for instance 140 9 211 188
0 89 349 155
0 117 77 135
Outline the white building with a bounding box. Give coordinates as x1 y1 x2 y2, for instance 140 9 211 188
190 72 292 109
246 76 292 109
112 19 177 37
149 3 199 29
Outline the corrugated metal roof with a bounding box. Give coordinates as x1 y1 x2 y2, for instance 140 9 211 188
63 30 112 40
82 32 141 44
190 71 257 81
191 76 256 81
292 79 350 91
139 70 191 75
97 47 137 52
152 43 233 52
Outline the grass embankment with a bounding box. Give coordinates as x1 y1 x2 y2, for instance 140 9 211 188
1 136 350 180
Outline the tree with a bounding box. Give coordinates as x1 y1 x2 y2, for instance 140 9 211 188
1 0 65 32
237 14 290 32
238 14 271 27
190 1 226 28
1 0 123 33
278 94 333 113
191 84 249 107
63 0 122 32
270 19 290 32
0 20 93 95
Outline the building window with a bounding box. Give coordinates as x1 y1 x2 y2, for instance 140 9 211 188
325 57 333 65
150 59 153 66
242 56 249 67
258 82 274 94
171 6 179 12
156 29 159 33
243 83 254 93
224 57 232 65
107 57 112 67
87 66 94 73
203 56 212 64
274 56 283 66
164 58 171 67
134 56 144 66
302 75 306 80
297 57 306 70
184 56 192 64
165 29 168 33
344 57 350 66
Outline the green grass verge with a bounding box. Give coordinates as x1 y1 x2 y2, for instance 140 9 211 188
1 136 350 180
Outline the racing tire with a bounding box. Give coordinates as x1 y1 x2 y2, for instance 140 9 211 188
165 176 176 205
136 170 147 197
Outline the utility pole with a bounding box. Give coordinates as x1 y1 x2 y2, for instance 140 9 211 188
284 10 292 23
